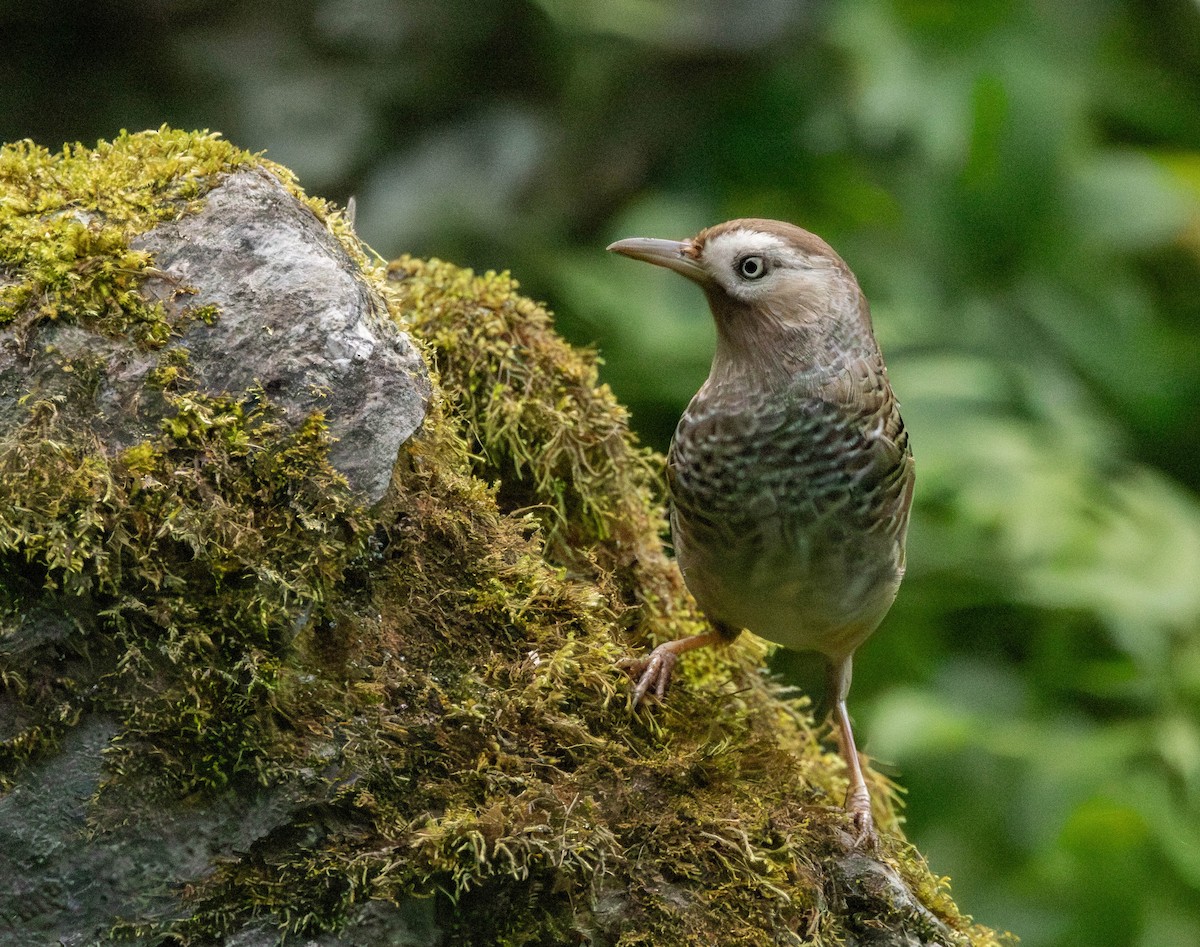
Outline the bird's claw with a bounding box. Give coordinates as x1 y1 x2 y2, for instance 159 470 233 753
617 644 680 705
846 785 878 849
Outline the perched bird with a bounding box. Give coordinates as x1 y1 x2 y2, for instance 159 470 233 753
608 219 914 843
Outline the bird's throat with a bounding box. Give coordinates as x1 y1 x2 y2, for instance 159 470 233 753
705 293 878 393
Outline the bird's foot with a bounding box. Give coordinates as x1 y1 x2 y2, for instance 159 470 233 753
845 785 879 850
617 642 680 705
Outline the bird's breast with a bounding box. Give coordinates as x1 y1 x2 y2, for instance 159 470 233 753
667 376 913 654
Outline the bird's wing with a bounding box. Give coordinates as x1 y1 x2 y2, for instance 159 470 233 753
808 354 914 549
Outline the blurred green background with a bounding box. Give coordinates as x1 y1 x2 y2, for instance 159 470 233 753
5 1 1200 944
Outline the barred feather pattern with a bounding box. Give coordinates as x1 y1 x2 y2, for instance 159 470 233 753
667 353 914 660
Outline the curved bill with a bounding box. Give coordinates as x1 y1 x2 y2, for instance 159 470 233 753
606 237 708 283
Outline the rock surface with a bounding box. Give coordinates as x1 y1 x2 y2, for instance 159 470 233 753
0 716 438 945
0 168 429 504
132 169 429 503
1 717 273 943
0 143 433 943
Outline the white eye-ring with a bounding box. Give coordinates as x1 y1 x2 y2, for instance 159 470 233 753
736 255 767 280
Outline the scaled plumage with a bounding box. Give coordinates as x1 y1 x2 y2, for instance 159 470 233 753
608 218 915 844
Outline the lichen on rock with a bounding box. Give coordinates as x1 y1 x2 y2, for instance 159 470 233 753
0 128 1010 946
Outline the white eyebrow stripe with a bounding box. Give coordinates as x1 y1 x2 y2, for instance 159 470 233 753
702 229 806 269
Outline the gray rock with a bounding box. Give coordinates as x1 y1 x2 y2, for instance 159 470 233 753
831 852 956 946
0 168 430 505
131 170 430 503
0 717 438 946
0 715 286 944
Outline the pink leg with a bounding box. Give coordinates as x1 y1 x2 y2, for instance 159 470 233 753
827 656 877 847
619 630 728 704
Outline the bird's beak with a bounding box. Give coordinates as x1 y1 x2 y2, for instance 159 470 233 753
606 237 709 284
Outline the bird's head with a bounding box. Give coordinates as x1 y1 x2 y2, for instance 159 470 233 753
608 218 877 382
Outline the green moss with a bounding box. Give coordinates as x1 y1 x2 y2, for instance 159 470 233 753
383 257 656 555
0 127 262 344
383 256 698 655
0 129 1010 947
0 129 369 792
161 270 1003 943
0 384 368 794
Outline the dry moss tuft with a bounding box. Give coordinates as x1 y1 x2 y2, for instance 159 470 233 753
0 129 1010 946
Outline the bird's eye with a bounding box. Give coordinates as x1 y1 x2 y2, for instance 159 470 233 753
736 255 766 280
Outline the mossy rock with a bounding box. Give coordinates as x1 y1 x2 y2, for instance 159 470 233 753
0 128 1010 947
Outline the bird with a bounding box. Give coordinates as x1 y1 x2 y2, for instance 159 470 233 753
608 218 914 844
